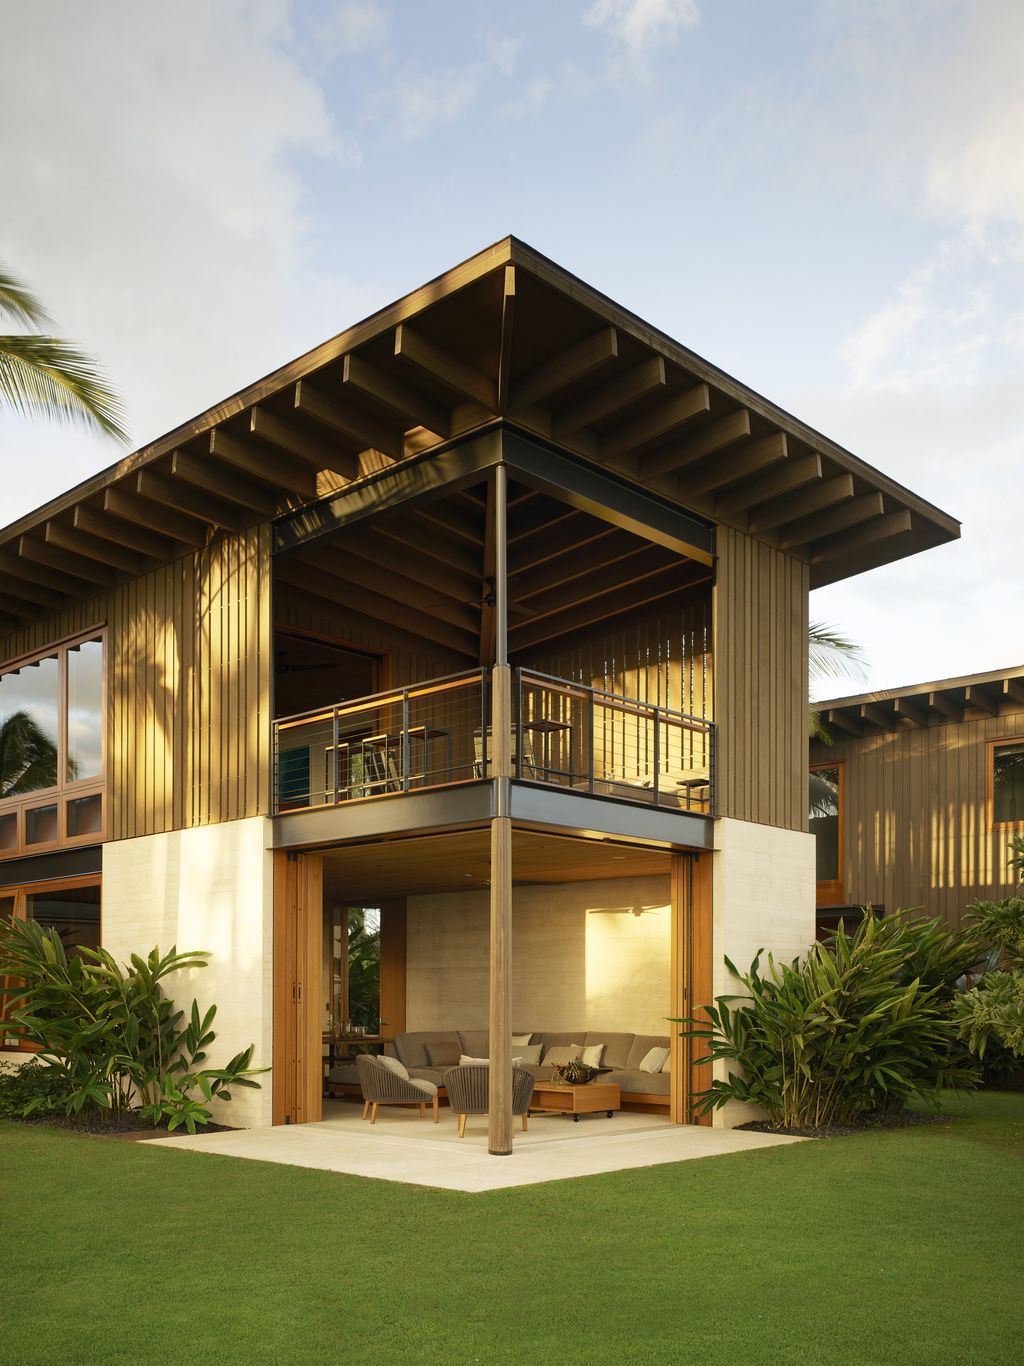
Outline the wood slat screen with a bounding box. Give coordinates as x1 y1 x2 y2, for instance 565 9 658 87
0 525 272 840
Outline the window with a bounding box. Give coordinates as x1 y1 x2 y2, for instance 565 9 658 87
810 763 843 906
0 875 101 1049
0 630 105 858
991 740 1024 828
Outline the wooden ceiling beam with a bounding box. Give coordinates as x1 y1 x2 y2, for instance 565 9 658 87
516 545 679 626
965 684 1000 717
413 500 484 549
928 691 964 722
342 529 478 605
509 563 709 651
747 473 855 536
316 546 480 635
0 612 24 635
507 496 579 543
103 486 207 546
394 323 497 410
275 558 477 658
171 450 277 516
514 326 618 408
273 580 474 664
18 535 118 587
0 550 97 597
860 703 891 731
293 378 404 460
777 492 885 552
73 504 178 563
825 708 862 736
509 518 612 577
250 405 357 478
893 696 928 728
373 518 479 578
45 521 150 575
681 432 788 498
642 409 751 480
0 571 65 610
137 469 244 534
715 452 822 519
599 384 710 462
209 429 315 497
511 529 648 600
341 352 450 439
553 357 666 437
1003 678 1024 708
810 510 913 567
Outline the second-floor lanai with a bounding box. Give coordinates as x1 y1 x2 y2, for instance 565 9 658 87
0 237 961 858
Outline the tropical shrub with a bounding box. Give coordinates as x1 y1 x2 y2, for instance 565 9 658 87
0 1059 74 1118
0 916 265 1132
681 912 977 1128
953 897 1024 1062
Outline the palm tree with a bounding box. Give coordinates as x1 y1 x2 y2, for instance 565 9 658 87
808 620 865 744
0 266 127 442
0 710 62 797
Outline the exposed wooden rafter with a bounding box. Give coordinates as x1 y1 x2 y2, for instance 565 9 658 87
715 452 821 519
553 357 666 438
514 326 618 409
250 405 356 478
137 469 244 534
394 324 497 410
599 384 710 461
103 486 208 547
170 450 277 516
209 429 315 497
341 352 450 439
45 521 149 576
682 432 787 498
642 409 751 480
73 505 178 562
294 378 403 460
747 473 855 536
777 492 885 552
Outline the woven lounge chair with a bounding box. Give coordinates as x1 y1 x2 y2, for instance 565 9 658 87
356 1052 439 1123
442 1064 534 1138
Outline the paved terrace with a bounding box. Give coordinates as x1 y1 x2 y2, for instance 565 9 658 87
146 1105 803 1192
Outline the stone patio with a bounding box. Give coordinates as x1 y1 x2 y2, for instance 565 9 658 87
145 1100 804 1192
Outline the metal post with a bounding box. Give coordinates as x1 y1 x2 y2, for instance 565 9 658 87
488 460 513 1156
401 688 410 792
332 707 339 806
587 685 595 794
653 705 661 807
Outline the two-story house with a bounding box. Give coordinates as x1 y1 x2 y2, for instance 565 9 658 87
0 239 959 1151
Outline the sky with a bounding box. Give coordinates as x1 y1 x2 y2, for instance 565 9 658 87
2 0 1022 697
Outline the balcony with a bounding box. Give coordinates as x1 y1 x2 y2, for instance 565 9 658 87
273 669 714 818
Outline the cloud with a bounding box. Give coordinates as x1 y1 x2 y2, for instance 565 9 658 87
0 0 353 522
312 0 389 61
381 32 523 139
583 0 700 75
500 77 553 119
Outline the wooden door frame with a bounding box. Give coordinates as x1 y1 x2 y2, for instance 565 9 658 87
670 851 713 1125
272 850 324 1125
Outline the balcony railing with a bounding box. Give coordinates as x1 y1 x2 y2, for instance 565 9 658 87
273 668 714 816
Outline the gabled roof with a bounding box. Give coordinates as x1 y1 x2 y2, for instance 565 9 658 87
814 664 1024 736
0 236 960 633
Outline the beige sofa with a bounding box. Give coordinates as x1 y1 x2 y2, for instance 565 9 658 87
330 1029 673 1110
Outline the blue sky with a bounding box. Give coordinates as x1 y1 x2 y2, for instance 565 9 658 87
3 0 1022 692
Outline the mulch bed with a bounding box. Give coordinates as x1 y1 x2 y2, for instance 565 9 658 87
6 1113 237 1139
737 1110 956 1139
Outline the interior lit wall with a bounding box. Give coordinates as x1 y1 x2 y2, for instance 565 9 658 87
405 874 672 1036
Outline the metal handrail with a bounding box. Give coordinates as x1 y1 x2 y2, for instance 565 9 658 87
274 668 486 730
515 667 713 730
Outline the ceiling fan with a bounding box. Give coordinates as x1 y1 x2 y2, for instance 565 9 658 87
588 904 663 918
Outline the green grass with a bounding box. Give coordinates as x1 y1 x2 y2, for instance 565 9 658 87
3 1091 1024 1365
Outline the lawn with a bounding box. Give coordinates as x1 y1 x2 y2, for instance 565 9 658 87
3 1091 1023 1366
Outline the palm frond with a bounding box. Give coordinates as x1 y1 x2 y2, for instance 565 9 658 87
0 267 54 329
808 703 834 746
809 619 866 685
0 333 128 443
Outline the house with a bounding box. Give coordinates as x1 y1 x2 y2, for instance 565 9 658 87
0 238 960 1149
811 665 1024 933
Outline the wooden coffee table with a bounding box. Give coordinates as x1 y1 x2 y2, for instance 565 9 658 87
529 1081 620 1121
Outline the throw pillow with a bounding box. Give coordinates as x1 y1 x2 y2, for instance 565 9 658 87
661 1050 673 1074
639 1046 670 1074
377 1054 410 1080
542 1044 583 1066
459 1054 525 1067
425 1040 460 1066
512 1033 533 1046
581 1044 604 1067
517 1044 543 1064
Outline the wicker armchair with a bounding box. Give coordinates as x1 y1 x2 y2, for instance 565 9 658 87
442 1064 535 1138
356 1052 439 1123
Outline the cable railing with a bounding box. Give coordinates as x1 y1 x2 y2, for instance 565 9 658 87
273 667 714 816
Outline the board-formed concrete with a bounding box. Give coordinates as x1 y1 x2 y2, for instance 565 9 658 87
710 816 816 1127
146 1104 804 1192
101 817 275 1127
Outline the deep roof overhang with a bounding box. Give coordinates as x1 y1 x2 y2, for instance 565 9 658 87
813 664 1024 737
0 235 960 635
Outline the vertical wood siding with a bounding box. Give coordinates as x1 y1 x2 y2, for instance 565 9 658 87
0 525 272 840
811 709 1024 928
714 526 809 832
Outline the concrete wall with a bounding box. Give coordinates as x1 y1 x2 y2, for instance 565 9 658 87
101 816 274 1127
406 875 672 1037
710 815 817 1127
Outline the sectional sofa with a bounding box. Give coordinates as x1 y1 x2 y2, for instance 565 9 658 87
329 1028 672 1111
